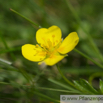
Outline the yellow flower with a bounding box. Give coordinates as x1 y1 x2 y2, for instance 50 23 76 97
22 25 79 66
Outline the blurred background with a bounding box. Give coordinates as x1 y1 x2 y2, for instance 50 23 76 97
0 0 103 103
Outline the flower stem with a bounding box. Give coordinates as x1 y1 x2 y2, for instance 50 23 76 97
56 64 78 89
37 87 80 93
10 8 41 28
30 91 59 103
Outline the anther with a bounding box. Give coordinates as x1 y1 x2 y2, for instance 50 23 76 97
36 44 39 47
60 39 62 41
56 40 58 43
41 44 44 47
47 39 50 41
52 35 55 38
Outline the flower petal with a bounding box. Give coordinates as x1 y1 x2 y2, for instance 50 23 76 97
36 25 62 47
22 44 46 62
39 54 65 66
57 32 79 54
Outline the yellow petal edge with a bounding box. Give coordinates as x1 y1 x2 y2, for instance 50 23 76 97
22 44 46 62
36 25 62 47
57 32 79 54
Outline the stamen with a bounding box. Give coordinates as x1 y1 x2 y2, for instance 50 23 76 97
42 37 49 48
53 42 55 46
51 35 56 46
47 39 52 48
36 44 39 48
41 44 44 47
60 39 62 41
34 51 38 56
41 44 48 51
56 40 58 43
47 39 50 41
52 35 55 38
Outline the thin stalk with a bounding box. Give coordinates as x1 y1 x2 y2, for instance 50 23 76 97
33 91 59 103
0 82 59 103
0 67 18 72
48 78 81 93
64 0 103 63
37 87 80 93
56 65 97 94
56 64 81 91
0 82 10 85
74 48 103 69
10 8 41 28
0 47 20 54
29 83 59 103
0 81 79 93
18 67 33 84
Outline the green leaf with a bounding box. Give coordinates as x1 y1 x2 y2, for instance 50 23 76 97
74 80 92 94
48 78 81 94
80 79 98 94
74 79 98 94
100 80 103 94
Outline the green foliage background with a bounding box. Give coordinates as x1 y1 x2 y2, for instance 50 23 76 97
0 0 103 103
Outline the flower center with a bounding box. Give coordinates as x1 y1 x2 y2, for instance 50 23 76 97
40 35 62 58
